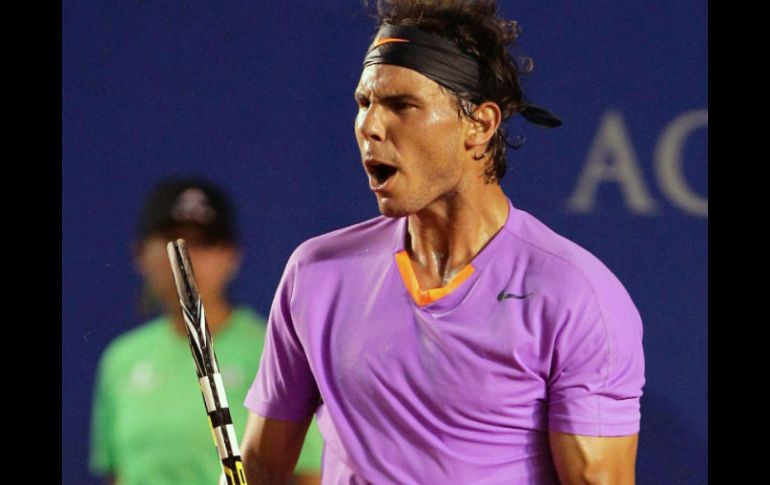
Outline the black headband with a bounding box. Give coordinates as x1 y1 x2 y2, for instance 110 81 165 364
363 24 562 128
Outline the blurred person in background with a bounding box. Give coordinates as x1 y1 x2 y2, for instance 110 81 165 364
90 177 323 485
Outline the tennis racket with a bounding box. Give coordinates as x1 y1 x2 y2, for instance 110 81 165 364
167 239 248 485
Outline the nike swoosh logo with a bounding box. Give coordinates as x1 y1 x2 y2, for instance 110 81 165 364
372 37 410 49
497 290 532 302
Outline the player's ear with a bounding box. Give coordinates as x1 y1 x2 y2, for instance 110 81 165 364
465 101 503 151
464 101 501 152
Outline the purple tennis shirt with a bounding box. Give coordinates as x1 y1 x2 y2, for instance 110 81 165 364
246 199 644 484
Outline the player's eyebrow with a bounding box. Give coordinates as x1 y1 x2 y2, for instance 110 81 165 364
355 91 422 104
379 94 421 104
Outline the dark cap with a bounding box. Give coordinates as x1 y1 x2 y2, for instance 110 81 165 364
137 177 238 245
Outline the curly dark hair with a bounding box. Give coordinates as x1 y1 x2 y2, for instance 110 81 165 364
366 0 532 183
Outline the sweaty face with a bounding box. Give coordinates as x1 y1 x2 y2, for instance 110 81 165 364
354 64 470 217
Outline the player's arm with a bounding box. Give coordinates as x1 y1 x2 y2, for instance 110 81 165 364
240 411 313 485
549 431 638 485
292 474 321 485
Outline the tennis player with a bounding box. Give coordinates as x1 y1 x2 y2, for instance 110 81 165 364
240 2 645 484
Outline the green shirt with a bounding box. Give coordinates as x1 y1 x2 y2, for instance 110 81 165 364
90 307 323 484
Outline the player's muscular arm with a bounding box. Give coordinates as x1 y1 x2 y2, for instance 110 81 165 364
549 431 638 485
241 412 313 485
291 474 321 485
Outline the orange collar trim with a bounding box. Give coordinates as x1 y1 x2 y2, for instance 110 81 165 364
394 250 475 307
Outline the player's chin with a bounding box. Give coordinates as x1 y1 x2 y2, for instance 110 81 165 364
375 195 411 218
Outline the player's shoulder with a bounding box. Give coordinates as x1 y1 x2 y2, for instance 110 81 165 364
288 215 399 267
505 207 636 311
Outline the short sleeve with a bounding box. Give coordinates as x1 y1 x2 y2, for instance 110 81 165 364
89 351 116 476
546 270 645 437
245 257 320 421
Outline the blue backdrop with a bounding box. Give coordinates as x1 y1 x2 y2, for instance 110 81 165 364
62 1 708 483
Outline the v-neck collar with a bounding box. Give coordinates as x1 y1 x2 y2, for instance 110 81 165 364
391 198 515 310
394 250 476 306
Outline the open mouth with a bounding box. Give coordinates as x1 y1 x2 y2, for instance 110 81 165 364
366 161 398 189
371 164 397 185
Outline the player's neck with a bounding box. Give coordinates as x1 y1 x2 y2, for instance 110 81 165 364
168 298 234 337
405 184 508 289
